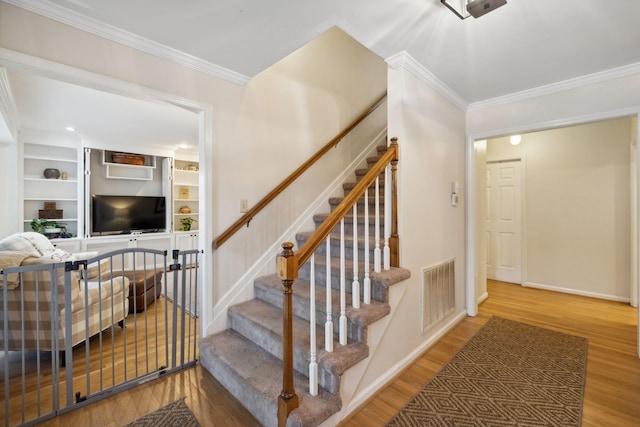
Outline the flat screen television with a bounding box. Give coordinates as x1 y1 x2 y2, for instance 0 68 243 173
92 195 166 234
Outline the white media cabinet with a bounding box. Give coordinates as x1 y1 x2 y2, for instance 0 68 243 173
19 131 200 261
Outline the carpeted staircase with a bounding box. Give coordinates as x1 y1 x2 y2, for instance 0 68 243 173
199 144 411 427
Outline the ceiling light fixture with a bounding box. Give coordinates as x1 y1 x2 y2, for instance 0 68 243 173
441 0 507 19
65 126 76 132
509 134 522 146
178 142 191 149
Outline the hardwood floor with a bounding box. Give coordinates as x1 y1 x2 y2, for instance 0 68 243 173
342 280 640 426
2 297 205 427
30 280 639 426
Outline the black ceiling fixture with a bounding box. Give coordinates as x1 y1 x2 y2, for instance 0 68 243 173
441 0 507 19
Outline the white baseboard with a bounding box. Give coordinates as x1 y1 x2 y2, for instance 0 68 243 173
524 281 630 303
477 291 489 304
335 310 467 422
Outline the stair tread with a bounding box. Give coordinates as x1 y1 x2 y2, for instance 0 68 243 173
342 181 384 190
355 166 386 174
328 196 385 203
199 330 341 427
230 299 369 377
199 140 410 427
295 254 390 282
296 229 384 242
255 274 393 326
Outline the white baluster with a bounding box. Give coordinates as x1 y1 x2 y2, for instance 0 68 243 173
309 254 318 396
325 235 333 352
352 203 360 309
384 164 391 270
339 218 347 345
363 188 371 304
374 176 381 273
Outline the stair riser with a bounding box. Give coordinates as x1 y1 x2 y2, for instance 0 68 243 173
254 281 371 344
342 186 387 198
228 308 342 394
313 218 384 237
342 181 383 193
297 263 389 303
356 175 386 186
366 156 382 166
198 346 277 427
355 168 386 180
329 199 386 214
296 236 382 262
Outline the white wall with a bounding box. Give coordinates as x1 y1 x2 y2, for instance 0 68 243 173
0 142 18 236
487 118 632 300
0 4 388 332
467 65 640 310
0 5 473 418
210 27 389 314
467 73 640 138
337 64 468 415
474 139 487 302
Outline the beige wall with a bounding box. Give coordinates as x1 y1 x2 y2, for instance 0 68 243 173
0 4 471 419
487 118 632 300
342 65 467 413
0 3 388 321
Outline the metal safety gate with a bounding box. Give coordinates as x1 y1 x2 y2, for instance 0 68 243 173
1 247 201 427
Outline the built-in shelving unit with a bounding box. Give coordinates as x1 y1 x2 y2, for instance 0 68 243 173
22 142 80 237
173 159 199 232
20 140 200 252
102 150 156 180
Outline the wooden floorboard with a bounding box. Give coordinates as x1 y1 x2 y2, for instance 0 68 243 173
22 280 640 426
341 280 640 426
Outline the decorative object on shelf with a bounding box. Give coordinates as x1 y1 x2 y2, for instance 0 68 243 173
186 164 198 171
39 201 63 219
111 152 145 166
30 218 70 239
43 168 61 179
180 217 196 231
179 205 192 214
61 171 68 180
179 187 190 199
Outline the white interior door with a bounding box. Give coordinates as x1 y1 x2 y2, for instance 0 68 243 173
486 160 522 283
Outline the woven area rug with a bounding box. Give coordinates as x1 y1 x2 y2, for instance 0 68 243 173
125 399 200 427
387 317 588 426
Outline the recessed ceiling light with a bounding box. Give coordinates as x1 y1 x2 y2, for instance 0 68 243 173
65 126 76 132
178 143 191 149
509 134 522 145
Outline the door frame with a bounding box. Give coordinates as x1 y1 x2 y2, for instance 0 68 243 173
465 112 640 357
0 47 214 337
485 156 526 286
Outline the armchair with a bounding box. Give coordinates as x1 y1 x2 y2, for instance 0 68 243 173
0 232 130 352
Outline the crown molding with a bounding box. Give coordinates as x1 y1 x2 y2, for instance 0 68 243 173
0 47 210 112
468 62 640 112
385 51 468 111
4 0 251 86
0 66 20 142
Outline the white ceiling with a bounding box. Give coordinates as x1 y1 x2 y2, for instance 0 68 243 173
5 69 199 150
3 0 640 148
13 0 640 103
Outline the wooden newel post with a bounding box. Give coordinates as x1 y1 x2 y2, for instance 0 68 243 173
389 137 400 267
277 242 299 427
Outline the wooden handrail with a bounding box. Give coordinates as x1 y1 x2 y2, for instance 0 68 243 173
277 137 399 426
297 139 398 266
212 92 387 249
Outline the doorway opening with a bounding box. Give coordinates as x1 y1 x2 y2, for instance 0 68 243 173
470 116 638 316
